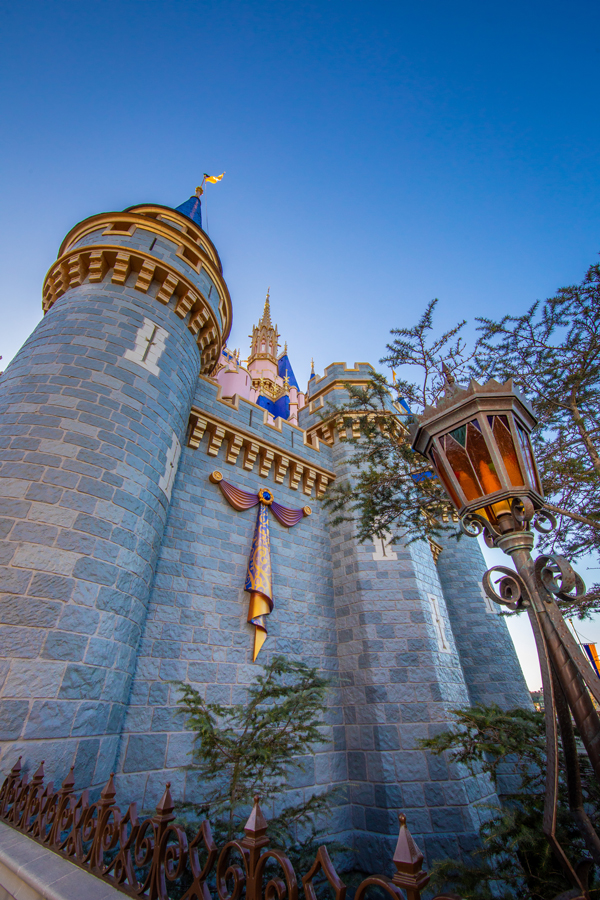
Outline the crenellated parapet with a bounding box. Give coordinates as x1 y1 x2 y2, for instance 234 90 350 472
185 376 335 498
42 204 232 373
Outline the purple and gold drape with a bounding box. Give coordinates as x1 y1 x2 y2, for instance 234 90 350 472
210 471 310 659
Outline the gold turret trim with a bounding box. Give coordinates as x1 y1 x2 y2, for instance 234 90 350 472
58 207 232 341
187 407 334 498
428 539 443 564
42 245 222 374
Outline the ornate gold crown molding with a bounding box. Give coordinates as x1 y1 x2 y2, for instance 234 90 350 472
187 407 334 498
42 245 222 374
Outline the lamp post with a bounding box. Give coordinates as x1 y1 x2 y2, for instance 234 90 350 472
410 374 600 896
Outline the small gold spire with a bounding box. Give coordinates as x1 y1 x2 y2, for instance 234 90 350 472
195 185 204 198
260 288 272 328
283 341 288 355
283 372 290 393
311 358 315 375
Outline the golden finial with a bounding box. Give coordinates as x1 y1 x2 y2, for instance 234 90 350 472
311 358 315 375
283 371 290 393
195 185 204 198
283 341 288 355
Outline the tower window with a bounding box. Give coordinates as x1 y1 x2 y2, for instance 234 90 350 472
123 317 168 376
428 594 451 652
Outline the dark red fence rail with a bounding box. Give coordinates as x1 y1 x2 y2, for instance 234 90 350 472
0 758 457 900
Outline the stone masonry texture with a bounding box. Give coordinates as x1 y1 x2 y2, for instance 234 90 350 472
0 201 533 873
0 215 203 788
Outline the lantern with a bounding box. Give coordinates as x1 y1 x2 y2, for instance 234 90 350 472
410 377 543 527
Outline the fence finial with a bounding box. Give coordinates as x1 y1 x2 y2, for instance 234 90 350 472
99 772 116 805
244 795 268 839
154 782 175 821
391 814 430 900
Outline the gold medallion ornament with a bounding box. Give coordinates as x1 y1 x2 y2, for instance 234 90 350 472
210 472 310 660
257 487 274 506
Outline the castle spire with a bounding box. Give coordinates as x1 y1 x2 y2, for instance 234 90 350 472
248 289 279 364
260 289 272 328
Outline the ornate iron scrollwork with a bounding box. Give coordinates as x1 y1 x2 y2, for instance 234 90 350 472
534 554 586 604
482 566 529 611
459 511 501 549
0 759 459 900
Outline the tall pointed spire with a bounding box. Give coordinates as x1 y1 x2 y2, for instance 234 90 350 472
248 289 279 364
260 289 272 328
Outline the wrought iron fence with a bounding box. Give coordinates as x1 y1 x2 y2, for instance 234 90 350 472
0 757 459 900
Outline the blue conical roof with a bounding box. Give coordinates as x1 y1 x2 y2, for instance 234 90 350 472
175 196 202 228
277 354 299 391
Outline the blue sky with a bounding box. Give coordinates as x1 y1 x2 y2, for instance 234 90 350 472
1 0 600 686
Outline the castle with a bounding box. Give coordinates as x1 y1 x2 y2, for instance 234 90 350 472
0 192 531 868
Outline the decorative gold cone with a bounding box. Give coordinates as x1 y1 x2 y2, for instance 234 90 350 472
248 591 270 660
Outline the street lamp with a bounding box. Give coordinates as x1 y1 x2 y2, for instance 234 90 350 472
411 374 600 896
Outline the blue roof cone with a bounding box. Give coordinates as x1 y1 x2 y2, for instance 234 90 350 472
175 195 202 228
277 353 299 391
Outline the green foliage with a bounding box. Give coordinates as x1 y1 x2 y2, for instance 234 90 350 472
422 704 600 899
175 655 336 871
321 369 457 546
321 299 472 546
473 263 600 563
323 263 600 618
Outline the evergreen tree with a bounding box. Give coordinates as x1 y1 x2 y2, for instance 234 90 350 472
175 655 336 870
421 704 600 899
323 298 474 547
473 262 600 613
324 261 600 618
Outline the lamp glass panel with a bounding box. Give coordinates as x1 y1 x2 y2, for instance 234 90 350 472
489 415 524 487
430 445 462 509
516 421 541 491
440 431 484 501
464 420 502 495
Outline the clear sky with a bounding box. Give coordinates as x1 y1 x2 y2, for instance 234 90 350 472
1 0 600 688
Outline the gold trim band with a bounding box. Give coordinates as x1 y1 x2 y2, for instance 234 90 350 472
57 209 232 342
188 408 335 498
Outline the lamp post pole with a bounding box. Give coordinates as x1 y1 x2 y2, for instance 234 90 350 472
462 501 600 894
410 376 600 898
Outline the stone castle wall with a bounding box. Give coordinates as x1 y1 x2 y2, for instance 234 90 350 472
0 279 201 788
0 202 533 871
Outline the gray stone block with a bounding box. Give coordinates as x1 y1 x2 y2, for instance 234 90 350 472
24 700 76 738
72 701 111 736
0 699 29 739
123 733 168 772
42 630 88 661
59 663 107 699
0 625 44 658
0 596 61 628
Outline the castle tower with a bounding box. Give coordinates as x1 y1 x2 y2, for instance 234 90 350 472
247 291 280 391
0 195 231 785
298 365 525 867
